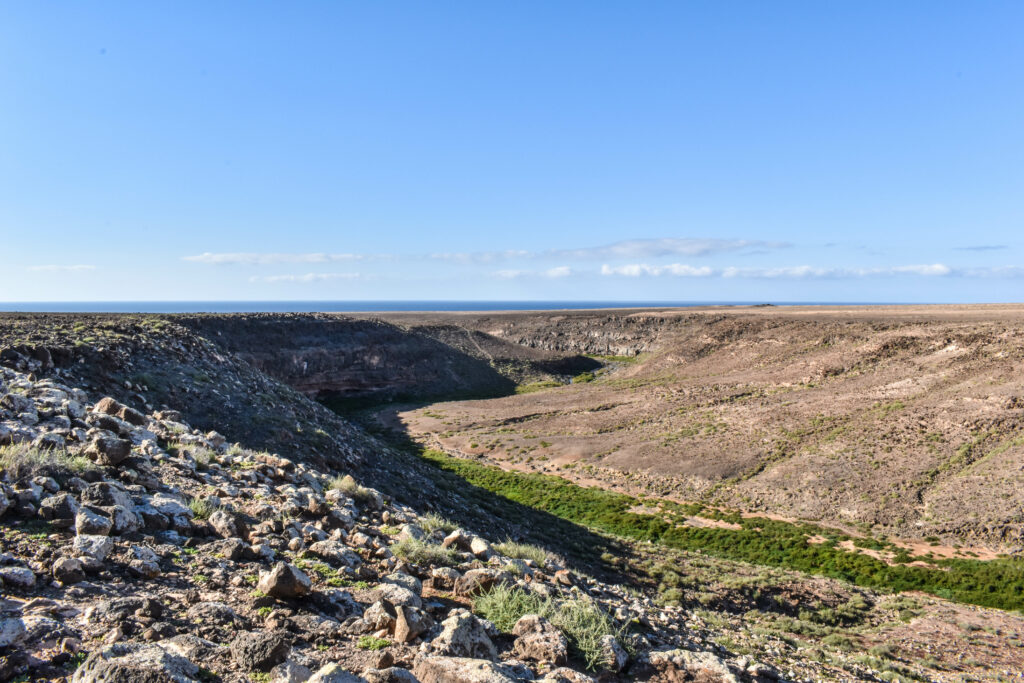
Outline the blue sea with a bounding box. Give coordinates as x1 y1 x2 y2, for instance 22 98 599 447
0 300 896 313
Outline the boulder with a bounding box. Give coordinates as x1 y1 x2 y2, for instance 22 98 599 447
0 617 26 649
512 615 568 666
76 508 113 536
38 492 79 528
258 562 312 599
598 635 628 672
86 436 132 466
209 508 245 540
73 534 114 561
53 557 86 584
362 668 420 683
307 662 369 682
71 642 200 683
0 566 35 590
412 657 520 683
307 539 362 568
270 661 315 683
230 630 291 672
429 611 497 660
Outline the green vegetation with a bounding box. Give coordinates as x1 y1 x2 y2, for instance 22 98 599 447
419 512 459 534
391 536 459 566
420 448 1024 611
572 372 596 384
188 497 216 520
357 635 390 650
329 474 376 504
494 538 550 568
473 584 628 670
585 353 640 363
515 380 564 394
0 443 94 479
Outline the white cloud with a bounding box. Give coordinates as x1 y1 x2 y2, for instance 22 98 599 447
27 265 96 272
600 263 714 277
493 266 573 279
185 252 364 265
721 264 953 278
601 263 958 279
430 250 531 264
552 238 787 260
249 272 360 283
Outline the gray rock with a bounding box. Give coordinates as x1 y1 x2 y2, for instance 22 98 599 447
53 557 86 583
72 642 200 682
76 508 113 536
429 611 498 660
382 572 422 595
185 602 240 626
209 508 245 540
231 630 291 671
0 617 26 648
86 436 132 466
0 566 36 590
362 668 420 683
412 657 519 683
39 492 79 527
258 562 312 599
512 615 568 666
307 662 368 682
598 635 628 672
270 660 314 683
81 481 135 510
375 582 421 609
74 534 114 560
307 539 362 568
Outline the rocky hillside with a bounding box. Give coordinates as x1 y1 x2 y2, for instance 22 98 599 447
386 306 1024 548
0 356 794 682
3 309 1024 682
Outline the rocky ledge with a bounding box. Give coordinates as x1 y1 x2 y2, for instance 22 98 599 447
0 364 772 682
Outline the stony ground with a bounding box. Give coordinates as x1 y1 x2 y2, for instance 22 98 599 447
3 312 1024 682
383 305 1024 549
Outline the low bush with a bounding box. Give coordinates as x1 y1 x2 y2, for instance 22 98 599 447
0 443 94 479
420 512 458 534
391 536 459 566
494 539 549 568
473 584 626 670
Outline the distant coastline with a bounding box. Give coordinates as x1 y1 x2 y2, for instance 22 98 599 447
0 300 916 314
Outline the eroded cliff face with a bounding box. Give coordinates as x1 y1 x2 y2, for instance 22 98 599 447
360 309 684 357
175 314 519 402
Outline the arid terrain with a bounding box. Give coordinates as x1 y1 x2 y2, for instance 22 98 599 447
2 308 1024 682
374 306 1024 551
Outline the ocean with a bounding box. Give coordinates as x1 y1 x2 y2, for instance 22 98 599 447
0 300 891 313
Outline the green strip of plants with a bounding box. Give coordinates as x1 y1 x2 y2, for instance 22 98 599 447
419 448 1024 611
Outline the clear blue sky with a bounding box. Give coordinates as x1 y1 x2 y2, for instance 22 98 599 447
2 2 1022 303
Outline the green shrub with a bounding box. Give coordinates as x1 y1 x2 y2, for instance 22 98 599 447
0 443 94 479
357 635 390 650
188 497 216 520
391 536 458 566
473 583 552 631
329 474 375 504
420 512 458 534
473 585 626 670
494 539 549 568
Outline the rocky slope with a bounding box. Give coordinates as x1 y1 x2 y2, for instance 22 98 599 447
384 306 1024 548
3 313 1024 681
0 359 786 683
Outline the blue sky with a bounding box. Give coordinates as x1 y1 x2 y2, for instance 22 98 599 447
2 2 1022 303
